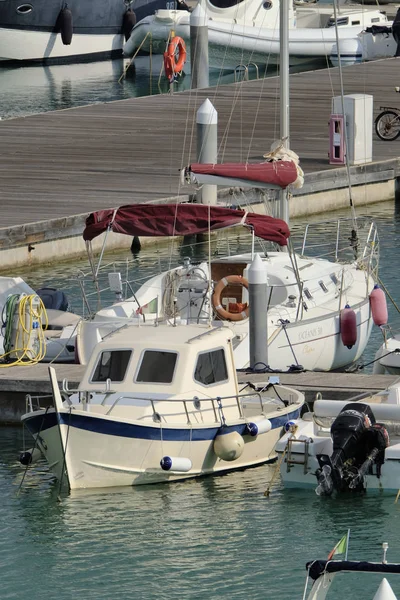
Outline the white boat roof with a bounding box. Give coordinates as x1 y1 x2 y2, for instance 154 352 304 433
101 322 234 350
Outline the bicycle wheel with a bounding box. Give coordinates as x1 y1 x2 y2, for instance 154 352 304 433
375 110 400 141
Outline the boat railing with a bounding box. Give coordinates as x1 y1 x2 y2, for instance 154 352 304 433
61 388 293 422
294 216 379 273
25 394 54 413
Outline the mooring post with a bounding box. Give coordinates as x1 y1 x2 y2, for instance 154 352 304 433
248 253 268 370
190 4 209 90
196 98 217 205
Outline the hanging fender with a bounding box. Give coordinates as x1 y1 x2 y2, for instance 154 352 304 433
163 36 187 81
369 284 388 327
122 8 137 42
56 5 73 45
212 275 249 321
340 304 357 349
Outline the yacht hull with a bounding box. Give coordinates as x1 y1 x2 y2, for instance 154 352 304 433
22 405 301 488
0 0 165 63
124 11 392 68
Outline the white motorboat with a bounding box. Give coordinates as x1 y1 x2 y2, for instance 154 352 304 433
21 322 304 488
123 0 392 69
373 329 400 375
0 0 166 64
304 543 400 599
0 275 80 363
276 382 400 495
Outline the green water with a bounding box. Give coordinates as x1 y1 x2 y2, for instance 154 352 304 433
2 425 400 599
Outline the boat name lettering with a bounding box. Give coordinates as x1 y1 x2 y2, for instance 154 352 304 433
298 327 322 341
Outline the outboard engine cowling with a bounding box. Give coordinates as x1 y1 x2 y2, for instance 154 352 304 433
315 403 389 496
36 287 69 312
392 7 400 57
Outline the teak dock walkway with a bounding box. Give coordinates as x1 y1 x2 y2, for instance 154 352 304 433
1 57 400 264
1 363 399 424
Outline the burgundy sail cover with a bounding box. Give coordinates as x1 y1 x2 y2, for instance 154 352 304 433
188 161 299 187
83 204 290 246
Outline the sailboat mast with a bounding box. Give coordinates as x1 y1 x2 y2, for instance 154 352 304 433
279 0 290 225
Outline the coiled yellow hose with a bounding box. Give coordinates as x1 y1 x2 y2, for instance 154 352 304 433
0 294 49 366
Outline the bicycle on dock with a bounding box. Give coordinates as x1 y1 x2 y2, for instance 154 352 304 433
375 87 400 141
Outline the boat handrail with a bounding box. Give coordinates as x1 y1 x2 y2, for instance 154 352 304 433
295 217 379 267
25 393 54 413
71 390 288 420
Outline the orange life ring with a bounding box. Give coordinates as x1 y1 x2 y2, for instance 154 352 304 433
163 35 187 81
212 275 249 322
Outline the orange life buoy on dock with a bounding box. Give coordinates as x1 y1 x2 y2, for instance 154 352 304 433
163 36 187 81
212 275 249 322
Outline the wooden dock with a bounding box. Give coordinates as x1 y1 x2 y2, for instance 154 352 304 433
1 57 400 235
1 363 398 424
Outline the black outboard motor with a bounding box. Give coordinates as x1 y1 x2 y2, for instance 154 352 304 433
36 287 69 312
315 403 389 496
392 7 400 57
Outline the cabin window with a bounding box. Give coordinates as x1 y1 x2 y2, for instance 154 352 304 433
208 0 245 8
327 16 348 27
16 3 33 13
194 349 228 386
319 280 329 293
91 350 132 383
303 288 313 300
330 273 339 285
136 350 177 383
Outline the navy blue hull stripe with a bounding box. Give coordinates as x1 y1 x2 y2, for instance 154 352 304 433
23 408 300 442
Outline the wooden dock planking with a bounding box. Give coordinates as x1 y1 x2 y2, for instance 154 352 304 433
0 363 398 423
1 58 400 229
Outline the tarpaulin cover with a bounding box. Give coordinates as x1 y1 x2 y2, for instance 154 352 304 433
83 203 290 246
188 160 299 188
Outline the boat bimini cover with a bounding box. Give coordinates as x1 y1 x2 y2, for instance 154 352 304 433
83 203 290 246
307 560 400 581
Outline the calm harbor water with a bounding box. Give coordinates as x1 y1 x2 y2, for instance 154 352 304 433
0 56 326 120
2 426 400 600
2 57 400 600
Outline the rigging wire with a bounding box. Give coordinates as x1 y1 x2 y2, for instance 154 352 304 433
332 0 358 232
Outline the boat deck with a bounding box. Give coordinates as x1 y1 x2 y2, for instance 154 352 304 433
1 57 400 233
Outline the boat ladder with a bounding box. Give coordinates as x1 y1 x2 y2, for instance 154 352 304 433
234 63 259 82
285 437 310 474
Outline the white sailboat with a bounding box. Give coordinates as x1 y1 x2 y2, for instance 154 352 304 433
76 0 381 374
123 0 392 69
